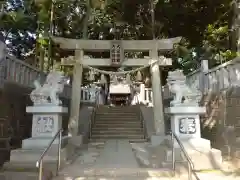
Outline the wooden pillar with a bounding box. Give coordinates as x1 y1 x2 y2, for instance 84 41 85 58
69 50 83 136
150 45 165 135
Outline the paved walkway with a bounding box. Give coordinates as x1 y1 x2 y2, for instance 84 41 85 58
94 140 139 168
53 140 240 180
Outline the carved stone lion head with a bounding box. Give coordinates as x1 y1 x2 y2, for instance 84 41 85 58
45 71 67 85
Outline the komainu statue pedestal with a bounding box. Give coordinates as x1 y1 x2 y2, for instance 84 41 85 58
9 105 69 163
5 72 70 170
165 105 222 170
164 70 222 170
166 106 208 148
23 106 68 149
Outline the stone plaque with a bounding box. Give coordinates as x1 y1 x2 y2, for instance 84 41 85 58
110 41 124 66
179 117 196 134
34 115 54 135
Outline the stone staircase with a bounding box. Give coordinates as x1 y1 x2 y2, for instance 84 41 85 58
90 105 146 142
0 147 69 180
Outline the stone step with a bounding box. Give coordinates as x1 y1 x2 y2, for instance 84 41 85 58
96 115 138 118
91 134 145 139
0 161 57 180
95 116 138 118
91 132 144 136
89 139 147 143
95 116 138 119
95 115 140 121
96 112 138 114
97 106 138 109
96 112 137 114
95 120 139 122
92 127 143 131
94 121 142 124
94 124 141 127
93 124 142 128
0 171 52 180
165 148 223 170
91 128 144 132
9 148 67 163
2 161 51 172
93 126 142 129
96 108 137 110
94 124 141 126
96 113 138 115
97 108 137 110
94 119 140 122
56 167 174 178
96 111 137 113
54 168 238 180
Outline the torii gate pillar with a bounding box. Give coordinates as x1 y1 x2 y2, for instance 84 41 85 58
69 50 83 137
150 47 165 137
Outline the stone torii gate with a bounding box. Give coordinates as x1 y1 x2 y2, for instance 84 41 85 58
52 37 181 139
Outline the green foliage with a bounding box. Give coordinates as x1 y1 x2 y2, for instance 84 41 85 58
0 0 238 73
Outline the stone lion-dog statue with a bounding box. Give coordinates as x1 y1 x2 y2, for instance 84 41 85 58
30 71 68 105
167 70 202 106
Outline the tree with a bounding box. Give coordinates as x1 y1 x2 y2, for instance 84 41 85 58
0 0 237 74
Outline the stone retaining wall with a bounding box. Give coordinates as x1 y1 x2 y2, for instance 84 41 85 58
200 88 240 167
0 89 32 166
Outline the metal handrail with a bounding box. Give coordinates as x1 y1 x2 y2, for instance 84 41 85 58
36 129 63 180
171 131 194 180
139 107 146 139
89 107 96 139
89 90 99 138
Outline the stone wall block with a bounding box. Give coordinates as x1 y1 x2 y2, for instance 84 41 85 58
200 87 240 165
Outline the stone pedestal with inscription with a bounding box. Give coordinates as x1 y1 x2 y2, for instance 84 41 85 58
161 70 223 170
165 106 210 149
8 105 69 163
164 105 223 170
21 106 68 149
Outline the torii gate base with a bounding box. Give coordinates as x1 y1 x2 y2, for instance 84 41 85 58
53 37 181 146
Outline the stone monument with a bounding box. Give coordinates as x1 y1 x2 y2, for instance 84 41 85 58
165 69 222 170
9 71 69 163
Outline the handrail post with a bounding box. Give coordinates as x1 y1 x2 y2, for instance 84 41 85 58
171 131 194 180
89 107 95 139
171 132 175 175
89 91 98 139
36 129 63 180
188 163 192 180
38 160 43 180
56 130 62 175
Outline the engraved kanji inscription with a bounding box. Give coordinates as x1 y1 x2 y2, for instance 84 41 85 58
179 117 196 134
35 116 54 134
110 41 123 66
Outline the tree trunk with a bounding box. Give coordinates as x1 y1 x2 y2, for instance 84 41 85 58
82 0 90 39
230 1 238 52
39 46 45 71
